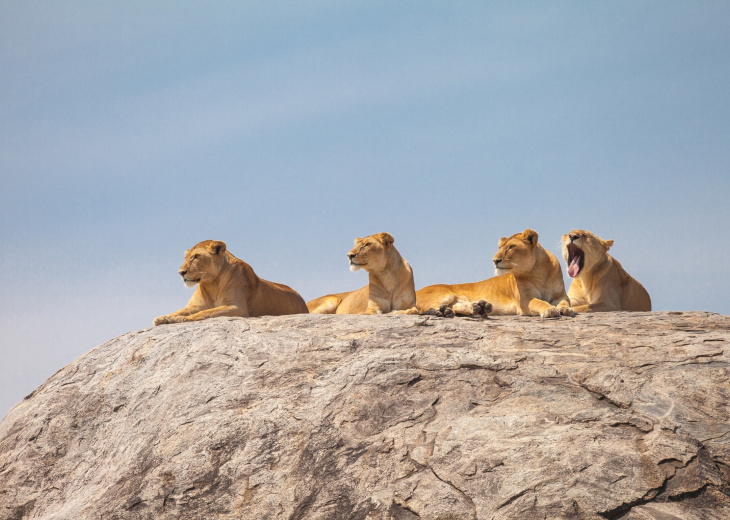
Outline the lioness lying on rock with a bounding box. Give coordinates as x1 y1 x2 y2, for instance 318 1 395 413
562 230 651 312
416 229 574 318
307 232 418 315
154 240 308 325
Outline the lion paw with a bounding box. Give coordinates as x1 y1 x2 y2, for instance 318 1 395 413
540 307 561 319
472 300 493 318
153 316 169 326
421 305 455 318
559 306 576 317
431 305 455 318
153 315 186 326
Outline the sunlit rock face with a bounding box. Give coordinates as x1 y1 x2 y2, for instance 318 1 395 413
1 311 729 519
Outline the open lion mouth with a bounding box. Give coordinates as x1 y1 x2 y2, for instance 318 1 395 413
567 244 584 278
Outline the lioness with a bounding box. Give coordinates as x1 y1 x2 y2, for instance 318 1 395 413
153 240 308 325
306 232 418 315
562 230 651 312
416 229 574 318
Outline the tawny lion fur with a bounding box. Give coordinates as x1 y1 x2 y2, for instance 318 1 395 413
416 229 574 318
307 232 418 315
562 230 651 312
153 240 308 325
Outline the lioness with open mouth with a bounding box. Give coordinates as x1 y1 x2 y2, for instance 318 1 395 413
562 230 651 312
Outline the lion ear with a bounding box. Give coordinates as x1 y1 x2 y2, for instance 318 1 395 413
603 239 614 252
376 232 394 247
522 229 539 246
208 241 227 255
498 237 508 247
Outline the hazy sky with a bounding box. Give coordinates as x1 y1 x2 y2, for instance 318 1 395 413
2 1 729 419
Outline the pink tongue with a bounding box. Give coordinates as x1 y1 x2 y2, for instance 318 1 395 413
568 257 581 278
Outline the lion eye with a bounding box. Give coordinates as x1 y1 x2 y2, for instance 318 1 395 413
507 245 514 250
193 254 199 260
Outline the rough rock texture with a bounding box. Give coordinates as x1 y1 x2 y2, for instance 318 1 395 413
1 312 729 520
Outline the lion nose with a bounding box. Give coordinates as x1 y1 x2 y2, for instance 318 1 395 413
347 254 355 260
179 270 187 277
493 258 501 267
569 234 580 242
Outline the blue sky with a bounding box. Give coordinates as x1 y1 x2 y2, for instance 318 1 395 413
2 1 729 419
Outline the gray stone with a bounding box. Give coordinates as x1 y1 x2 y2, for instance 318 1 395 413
1 311 729 519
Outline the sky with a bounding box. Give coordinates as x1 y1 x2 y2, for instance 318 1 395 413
2 1 729 419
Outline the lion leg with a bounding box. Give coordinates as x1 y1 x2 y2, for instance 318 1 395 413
392 307 419 315
527 298 560 319
450 299 492 318
572 301 618 313
307 296 342 314
154 306 203 326
365 297 391 315
556 300 576 317
154 305 247 325
154 314 183 326
419 293 458 318
180 305 249 321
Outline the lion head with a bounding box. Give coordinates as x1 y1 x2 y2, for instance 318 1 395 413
347 232 395 273
561 230 614 278
492 229 541 277
178 240 228 287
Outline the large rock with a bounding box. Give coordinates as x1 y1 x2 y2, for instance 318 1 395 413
1 312 729 519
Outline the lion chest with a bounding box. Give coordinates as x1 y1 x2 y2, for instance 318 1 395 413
198 281 249 308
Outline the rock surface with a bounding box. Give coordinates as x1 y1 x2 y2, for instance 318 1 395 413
1 312 729 520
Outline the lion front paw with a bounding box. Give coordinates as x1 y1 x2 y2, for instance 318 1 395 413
559 306 576 317
153 316 169 326
153 315 187 326
472 300 493 318
540 306 561 319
